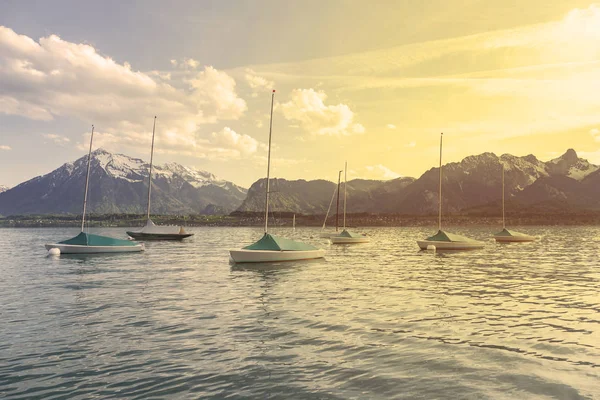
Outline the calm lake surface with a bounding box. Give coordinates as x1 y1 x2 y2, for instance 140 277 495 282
1 226 599 399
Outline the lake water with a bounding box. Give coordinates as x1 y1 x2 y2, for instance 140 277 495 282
1 226 599 399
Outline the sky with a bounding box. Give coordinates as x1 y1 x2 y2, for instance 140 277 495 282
1 0 600 188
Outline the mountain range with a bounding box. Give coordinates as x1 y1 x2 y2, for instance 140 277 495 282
0 149 247 216
1 148 599 217
238 149 600 215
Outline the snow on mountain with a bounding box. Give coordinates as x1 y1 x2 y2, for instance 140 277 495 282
547 149 599 181
0 185 9 194
0 148 247 215
158 162 226 188
500 153 549 188
71 148 232 187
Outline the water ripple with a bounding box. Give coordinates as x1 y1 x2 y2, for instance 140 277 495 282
0 226 599 399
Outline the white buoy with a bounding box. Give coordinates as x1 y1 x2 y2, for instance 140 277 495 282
48 248 61 256
427 245 436 252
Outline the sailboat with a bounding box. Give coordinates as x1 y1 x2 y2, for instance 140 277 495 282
493 164 535 243
45 126 144 254
330 162 370 244
417 133 484 251
229 90 326 263
126 116 194 240
319 170 343 238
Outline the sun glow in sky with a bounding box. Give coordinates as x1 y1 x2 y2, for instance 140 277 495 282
1 0 600 187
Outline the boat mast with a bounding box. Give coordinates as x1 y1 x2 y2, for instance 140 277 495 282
81 125 94 232
343 161 347 230
264 90 275 234
502 163 505 229
146 116 157 221
438 133 443 232
322 180 338 231
335 170 342 232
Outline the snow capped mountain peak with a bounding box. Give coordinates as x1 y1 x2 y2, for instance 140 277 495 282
0 149 247 215
461 152 498 166
64 149 238 189
156 162 226 188
550 148 578 164
547 149 599 181
92 151 146 182
0 185 9 194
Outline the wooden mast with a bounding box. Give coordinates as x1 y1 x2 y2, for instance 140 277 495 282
146 116 157 221
343 161 347 230
264 90 275 234
335 170 342 232
81 125 94 233
438 133 443 232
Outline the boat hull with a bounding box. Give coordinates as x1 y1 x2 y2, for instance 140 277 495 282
494 235 535 243
330 236 370 244
417 240 484 251
126 231 194 240
45 243 145 254
319 232 340 238
229 249 326 263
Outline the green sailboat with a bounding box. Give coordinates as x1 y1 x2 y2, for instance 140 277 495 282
45 126 144 254
417 133 484 251
330 162 370 244
229 90 326 263
493 164 535 243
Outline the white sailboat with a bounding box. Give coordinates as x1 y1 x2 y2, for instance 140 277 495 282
417 133 484 251
229 90 326 263
319 170 343 238
45 126 144 254
126 116 193 240
330 162 370 244
493 164 535 243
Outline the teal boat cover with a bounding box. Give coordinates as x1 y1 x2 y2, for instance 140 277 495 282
58 232 139 246
336 229 366 238
494 228 529 237
243 233 318 251
425 230 480 243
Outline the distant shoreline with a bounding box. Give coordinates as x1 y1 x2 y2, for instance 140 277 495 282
2 211 600 227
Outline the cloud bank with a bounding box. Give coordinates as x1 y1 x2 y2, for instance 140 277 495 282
280 89 364 136
0 26 251 158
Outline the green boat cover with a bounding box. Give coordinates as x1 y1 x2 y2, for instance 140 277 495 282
494 228 529 237
425 230 480 243
243 233 318 251
58 232 139 246
336 229 366 238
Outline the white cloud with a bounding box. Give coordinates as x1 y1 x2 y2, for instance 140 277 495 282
280 88 365 136
386 124 396 129
364 164 400 180
187 66 247 123
406 141 416 147
245 68 274 91
0 26 249 159
169 57 200 69
590 128 600 141
0 96 53 120
0 145 11 150
185 58 199 69
210 127 259 158
149 70 171 81
79 126 264 162
42 133 71 144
